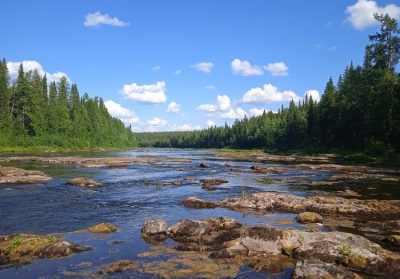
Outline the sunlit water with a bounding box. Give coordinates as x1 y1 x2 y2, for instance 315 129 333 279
0 149 399 278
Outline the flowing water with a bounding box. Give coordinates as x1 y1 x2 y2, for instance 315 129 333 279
0 149 399 278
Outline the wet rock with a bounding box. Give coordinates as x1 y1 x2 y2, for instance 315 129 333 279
296 212 323 224
184 177 196 181
0 167 52 184
291 260 362 279
199 162 210 168
202 184 218 191
223 163 231 167
178 196 218 209
167 219 212 237
142 234 168 245
87 223 119 233
142 219 168 235
209 249 236 259
67 177 104 187
171 180 181 186
34 241 90 258
98 260 140 275
384 235 400 247
203 217 242 231
249 165 269 174
199 178 229 185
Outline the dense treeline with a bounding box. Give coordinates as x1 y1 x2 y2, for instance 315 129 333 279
135 14 400 154
0 62 136 149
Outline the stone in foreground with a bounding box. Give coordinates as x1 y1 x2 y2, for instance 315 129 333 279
291 260 362 279
296 212 323 224
141 219 167 235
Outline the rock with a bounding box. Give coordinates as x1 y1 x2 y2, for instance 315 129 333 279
34 241 90 258
141 234 168 245
291 260 362 279
384 235 400 247
179 197 218 209
296 212 323 224
184 177 196 181
223 163 231 167
167 219 212 237
141 219 168 235
67 177 104 187
87 223 119 233
171 180 181 186
249 165 269 174
203 217 242 231
0 167 52 184
209 249 236 259
199 178 229 185
98 260 139 275
202 184 218 191
199 162 210 168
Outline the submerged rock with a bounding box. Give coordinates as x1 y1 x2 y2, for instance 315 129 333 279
199 162 210 168
67 177 104 187
87 223 119 233
199 178 229 185
0 167 52 184
178 196 218 209
202 184 218 191
296 212 323 224
142 219 168 235
98 260 140 275
291 260 362 279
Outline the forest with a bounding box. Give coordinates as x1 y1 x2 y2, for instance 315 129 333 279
135 14 400 156
0 62 136 150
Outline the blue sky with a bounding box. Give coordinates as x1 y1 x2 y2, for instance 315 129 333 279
2 0 400 132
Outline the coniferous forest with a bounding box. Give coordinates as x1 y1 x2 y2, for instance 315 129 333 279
135 14 400 156
0 62 136 149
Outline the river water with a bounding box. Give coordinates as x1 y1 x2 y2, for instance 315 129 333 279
0 149 399 278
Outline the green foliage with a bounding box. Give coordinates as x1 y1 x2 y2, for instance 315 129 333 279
51 236 57 243
0 61 137 150
338 244 352 254
242 190 247 198
9 236 22 251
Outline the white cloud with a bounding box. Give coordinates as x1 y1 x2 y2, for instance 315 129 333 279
220 108 247 120
166 102 180 112
144 117 168 131
197 94 231 112
231 59 263 76
130 126 141 131
305 90 321 102
327 46 337 51
120 81 167 104
84 12 130 27
191 62 214 73
104 100 140 124
172 124 201 131
206 120 216 126
205 85 216 89
249 108 267 117
175 70 181 75
346 0 400 30
263 62 289 76
242 83 300 105
7 60 71 83
153 66 161 71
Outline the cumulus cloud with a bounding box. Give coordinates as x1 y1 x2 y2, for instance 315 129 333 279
166 102 180 112
220 108 247 120
84 12 130 27
242 83 300 105
231 59 263 76
205 85 216 89
175 70 181 75
249 108 267 117
197 95 231 112
7 60 71 83
172 124 201 131
263 62 289 76
206 120 216 126
153 66 161 71
144 117 168 131
191 62 213 73
346 0 400 30
305 90 321 102
104 100 140 124
120 81 167 104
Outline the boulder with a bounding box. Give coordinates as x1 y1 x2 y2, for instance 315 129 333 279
167 219 212 237
291 260 362 279
171 180 181 186
199 162 210 168
0 167 52 184
178 197 218 209
98 260 139 275
141 219 167 235
67 177 104 187
203 216 242 231
296 212 323 224
183 177 197 181
34 241 90 258
223 163 231 167
87 223 119 233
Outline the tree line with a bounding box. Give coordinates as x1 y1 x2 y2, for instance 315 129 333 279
135 14 400 155
0 62 136 149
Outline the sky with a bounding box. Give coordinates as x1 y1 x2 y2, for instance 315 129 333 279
1 0 400 132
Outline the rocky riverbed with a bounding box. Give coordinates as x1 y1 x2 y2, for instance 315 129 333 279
0 149 399 278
